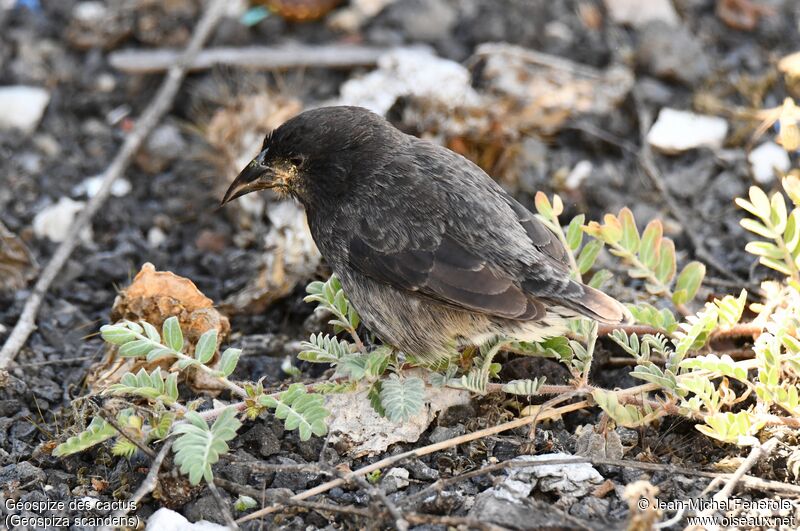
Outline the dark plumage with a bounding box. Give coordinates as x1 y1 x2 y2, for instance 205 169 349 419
222 106 629 363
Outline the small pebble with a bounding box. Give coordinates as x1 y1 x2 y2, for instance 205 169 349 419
748 142 790 184
646 108 728 154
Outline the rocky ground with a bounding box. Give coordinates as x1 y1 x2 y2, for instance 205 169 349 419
1 0 799 530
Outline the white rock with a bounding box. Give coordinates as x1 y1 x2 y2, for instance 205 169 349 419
565 160 593 190
646 108 728 154
147 227 167 248
385 467 410 489
32 197 92 243
73 1 106 22
604 0 679 27
748 142 790 184
72 175 131 198
145 508 228 531
338 47 480 115
487 453 604 504
0 86 50 134
328 0 396 32
326 378 471 456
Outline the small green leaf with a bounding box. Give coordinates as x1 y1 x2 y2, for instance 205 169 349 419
577 240 603 274
147 347 174 362
219 348 241 377
163 316 184 352
502 377 546 395
100 325 136 345
740 218 776 239
770 192 788 234
380 375 425 423
194 329 218 364
166 372 179 401
639 220 663 269
745 241 783 259
119 339 153 358
235 495 257 512
141 321 161 343
552 194 564 216
367 381 386 417
587 269 613 289
760 257 793 276
655 239 676 284
53 416 118 457
534 191 552 218
673 261 705 305
566 215 585 251
748 186 772 220
600 214 623 243
619 208 639 253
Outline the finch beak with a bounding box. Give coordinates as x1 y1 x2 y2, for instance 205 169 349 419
220 153 275 206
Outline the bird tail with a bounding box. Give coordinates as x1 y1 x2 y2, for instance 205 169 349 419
557 282 632 324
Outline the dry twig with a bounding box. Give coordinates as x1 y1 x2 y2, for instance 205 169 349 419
109 44 391 74
208 480 239 529
689 437 781 530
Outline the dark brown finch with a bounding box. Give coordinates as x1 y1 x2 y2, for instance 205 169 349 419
222 106 629 363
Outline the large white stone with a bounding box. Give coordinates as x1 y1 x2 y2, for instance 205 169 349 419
646 108 728 154
338 47 480 115
748 141 790 184
604 0 679 27
0 86 50 134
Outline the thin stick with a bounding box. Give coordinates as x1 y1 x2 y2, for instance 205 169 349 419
100 440 173 531
208 480 239 529
109 44 391 74
97 408 156 459
0 0 227 370
689 437 780 529
713 437 779 501
473 42 603 79
236 399 591 524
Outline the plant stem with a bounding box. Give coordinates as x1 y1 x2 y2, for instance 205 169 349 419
548 214 582 282
129 331 247 398
773 232 800 283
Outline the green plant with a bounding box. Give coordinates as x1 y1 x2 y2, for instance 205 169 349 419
54 317 330 486
737 178 800 284
533 192 609 287
584 208 705 313
299 275 427 421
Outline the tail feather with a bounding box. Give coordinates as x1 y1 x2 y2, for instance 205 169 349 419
554 282 631 324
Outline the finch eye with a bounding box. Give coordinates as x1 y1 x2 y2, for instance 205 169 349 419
290 156 303 167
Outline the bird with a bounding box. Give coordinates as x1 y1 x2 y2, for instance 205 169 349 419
221 106 629 364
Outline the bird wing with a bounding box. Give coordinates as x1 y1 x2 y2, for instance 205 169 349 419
349 231 546 320
343 143 579 321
